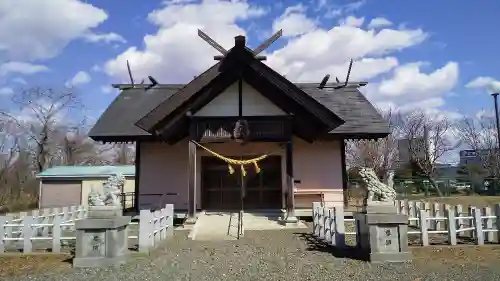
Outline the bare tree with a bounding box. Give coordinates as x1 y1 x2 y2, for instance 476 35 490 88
50 125 106 166
0 112 38 212
112 143 135 165
10 87 82 172
455 115 499 178
398 110 458 197
346 108 400 178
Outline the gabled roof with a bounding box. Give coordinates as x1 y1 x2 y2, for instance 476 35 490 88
88 85 183 141
297 84 390 137
88 83 389 142
135 40 345 140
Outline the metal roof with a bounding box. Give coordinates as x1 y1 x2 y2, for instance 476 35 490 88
37 165 135 179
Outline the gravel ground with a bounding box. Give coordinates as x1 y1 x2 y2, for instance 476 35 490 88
3 226 500 281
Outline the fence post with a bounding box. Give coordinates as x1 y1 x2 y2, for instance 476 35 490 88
138 210 152 253
4 215 13 244
403 199 409 215
323 207 330 243
332 206 345 248
18 212 27 237
318 206 325 240
166 204 174 237
396 200 402 214
51 215 61 253
78 206 85 219
443 204 450 231
419 210 429 246
70 206 77 229
61 207 69 231
410 201 417 226
467 206 474 238
431 203 439 230
455 204 463 238
0 216 5 253
154 210 161 246
484 207 494 242
31 209 40 237
327 209 334 243
42 208 51 236
312 202 321 237
416 202 424 228
160 206 167 240
23 216 33 253
445 208 457 245
493 204 500 244
473 208 484 245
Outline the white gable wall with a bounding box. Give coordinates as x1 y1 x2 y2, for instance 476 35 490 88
194 81 286 116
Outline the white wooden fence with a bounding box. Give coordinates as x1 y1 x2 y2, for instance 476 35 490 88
137 204 174 253
0 204 175 254
312 200 500 247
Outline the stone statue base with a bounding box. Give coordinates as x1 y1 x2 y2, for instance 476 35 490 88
73 215 130 268
361 201 397 214
87 205 123 218
354 201 412 264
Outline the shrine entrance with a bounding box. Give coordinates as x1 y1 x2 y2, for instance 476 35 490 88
201 155 282 211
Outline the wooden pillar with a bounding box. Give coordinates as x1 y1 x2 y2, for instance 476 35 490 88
134 140 141 213
285 140 297 222
340 138 348 207
187 140 197 221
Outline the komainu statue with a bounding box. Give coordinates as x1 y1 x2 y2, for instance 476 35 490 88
102 172 125 207
88 185 105 206
358 168 396 204
87 172 125 208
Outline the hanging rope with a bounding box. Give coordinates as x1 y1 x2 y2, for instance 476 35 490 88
191 141 269 176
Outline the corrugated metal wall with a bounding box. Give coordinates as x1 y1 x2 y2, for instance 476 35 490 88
40 179 82 208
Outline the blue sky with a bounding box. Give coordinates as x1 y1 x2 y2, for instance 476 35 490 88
0 0 499 123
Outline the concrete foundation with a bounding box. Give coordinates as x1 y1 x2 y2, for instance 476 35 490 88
354 202 412 264
73 210 131 268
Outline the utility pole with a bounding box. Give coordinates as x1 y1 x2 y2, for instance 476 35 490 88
492 93 500 152
491 93 500 195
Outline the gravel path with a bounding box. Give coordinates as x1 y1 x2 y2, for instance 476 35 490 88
5 228 500 281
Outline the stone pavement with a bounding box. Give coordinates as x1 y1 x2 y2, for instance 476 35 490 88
189 211 307 240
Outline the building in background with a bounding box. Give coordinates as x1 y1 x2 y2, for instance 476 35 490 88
37 165 135 208
396 136 429 168
458 149 494 166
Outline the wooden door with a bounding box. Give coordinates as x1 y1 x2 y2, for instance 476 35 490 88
201 155 282 210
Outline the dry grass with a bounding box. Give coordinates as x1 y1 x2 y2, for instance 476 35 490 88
412 245 500 266
0 254 73 278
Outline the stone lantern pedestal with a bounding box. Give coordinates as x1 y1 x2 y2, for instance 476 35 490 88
354 202 412 263
73 206 131 268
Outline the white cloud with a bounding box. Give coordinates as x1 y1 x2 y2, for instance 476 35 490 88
0 87 13 95
376 62 459 99
0 0 114 61
475 109 495 119
272 4 317 37
368 17 393 29
91 64 102 72
67 71 91 86
339 16 365 27
104 0 268 83
0 62 49 76
368 62 460 120
100 85 114 94
104 0 427 87
266 25 427 82
82 32 126 44
11 77 27 85
466 76 500 94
